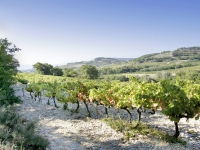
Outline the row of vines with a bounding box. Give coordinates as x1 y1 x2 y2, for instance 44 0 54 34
16 73 200 139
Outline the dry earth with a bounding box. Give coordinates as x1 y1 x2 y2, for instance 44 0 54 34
13 84 200 150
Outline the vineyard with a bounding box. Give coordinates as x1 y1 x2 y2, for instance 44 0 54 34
2 42 200 149
14 73 200 149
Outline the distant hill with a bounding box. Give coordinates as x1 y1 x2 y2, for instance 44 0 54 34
114 58 134 61
60 57 134 69
108 46 200 74
172 46 200 60
133 46 200 63
59 46 200 74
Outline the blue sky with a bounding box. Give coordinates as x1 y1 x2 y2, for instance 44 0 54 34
1 0 200 69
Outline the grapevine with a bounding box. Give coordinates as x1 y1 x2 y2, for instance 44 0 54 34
18 73 200 139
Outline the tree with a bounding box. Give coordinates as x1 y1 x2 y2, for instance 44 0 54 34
63 68 78 77
51 67 63 76
33 62 64 76
33 62 53 75
81 65 99 79
0 38 20 87
0 38 21 105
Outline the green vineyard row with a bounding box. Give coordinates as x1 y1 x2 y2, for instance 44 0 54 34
16 73 200 138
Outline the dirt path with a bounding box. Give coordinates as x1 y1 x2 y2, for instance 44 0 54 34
14 84 200 150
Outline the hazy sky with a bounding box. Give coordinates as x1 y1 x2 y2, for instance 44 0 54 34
1 0 200 69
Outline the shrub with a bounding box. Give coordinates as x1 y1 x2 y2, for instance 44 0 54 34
0 106 49 150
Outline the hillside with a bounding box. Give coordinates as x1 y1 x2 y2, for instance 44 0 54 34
60 57 134 69
133 46 200 63
60 47 200 68
97 47 200 75
59 47 200 75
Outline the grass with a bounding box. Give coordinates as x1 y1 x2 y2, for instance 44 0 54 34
103 117 186 146
0 106 49 150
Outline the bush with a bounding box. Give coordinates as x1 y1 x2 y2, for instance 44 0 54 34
0 106 49 150
0 87 21 106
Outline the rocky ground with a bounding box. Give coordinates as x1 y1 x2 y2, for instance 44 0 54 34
13 84 200 150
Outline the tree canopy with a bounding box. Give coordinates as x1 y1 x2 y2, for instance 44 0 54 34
0 38 20 88
0 38 21 105
33 62 53 75
51 67 63 76
63 68 78 77
33 62 63 76
81 65 99 79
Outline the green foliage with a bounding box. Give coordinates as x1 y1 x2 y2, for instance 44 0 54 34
56 91 69 103
89 81 115 107
43 80 67 107
116 75 129 82
61 57 126 69
44 80 61 97
134 53 161 63
33 62 53 75
41 46 200 77
0 39 20 87
16 73 29 85
104 117 125 132
0 88 21 106
33 62 63 76
17 72 76 84
63 68 78 77
104 75 129 82
25 82 43 100
51 67 63 76
175 70 200 84
156 72 174 81
172 47 200 60
158 80 191 122
0 38 21 106
0 106 49 150
81 65 99 79
25 84 34 93
103 117 186 145
133 81 159 109
17 78 28 85
17 73 200 139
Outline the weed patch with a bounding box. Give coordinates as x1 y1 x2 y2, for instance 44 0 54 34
103 117 186 145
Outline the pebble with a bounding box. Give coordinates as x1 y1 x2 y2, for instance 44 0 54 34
12 84 200 150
